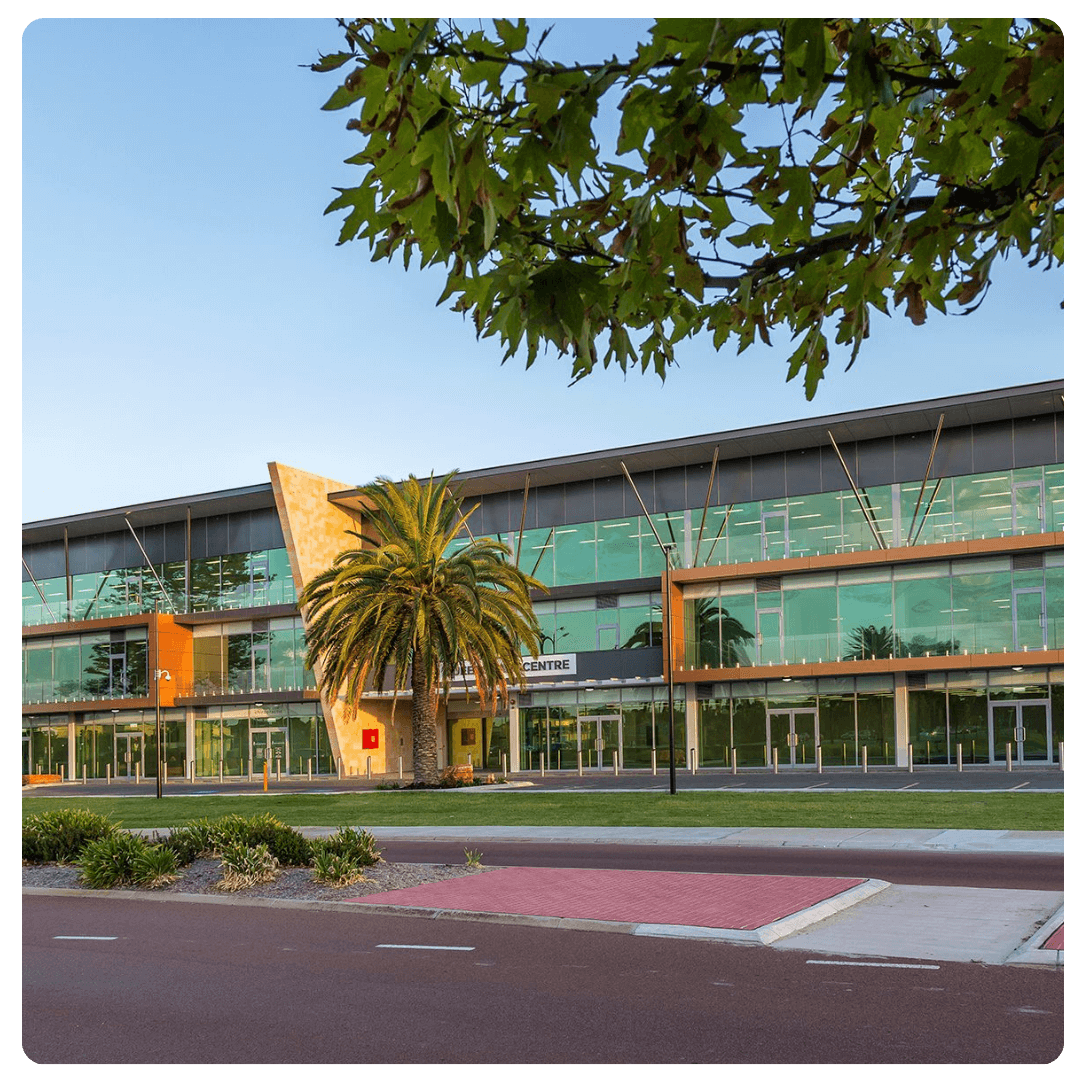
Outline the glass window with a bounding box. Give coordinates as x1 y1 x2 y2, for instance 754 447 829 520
818 693 855 766
908 689 949 764
894 574 954 657
950 567 1012 654
838 580 893 660
553 523 597 587
856 692 894 764
783 586 837 664
726 502 763 564
595 518 640 581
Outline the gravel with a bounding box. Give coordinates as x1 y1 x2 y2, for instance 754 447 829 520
22 858 492 903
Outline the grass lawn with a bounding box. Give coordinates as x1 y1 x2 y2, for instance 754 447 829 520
21 790 1063 832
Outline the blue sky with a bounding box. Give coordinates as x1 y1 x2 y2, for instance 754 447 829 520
21 17 1065 523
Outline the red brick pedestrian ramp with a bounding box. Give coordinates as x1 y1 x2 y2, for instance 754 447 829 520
344 867 890 945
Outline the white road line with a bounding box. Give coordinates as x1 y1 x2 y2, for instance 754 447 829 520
1009 781 1030 790
898 782 920 790
53 936 118 941
376 944 475 951
806 959 939 970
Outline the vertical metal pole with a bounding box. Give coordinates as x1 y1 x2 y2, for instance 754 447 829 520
1006 742 1013 772
862 745 868 773
908 744 914 773
540 753 545 778
957 743 963 772
106 764 110 785
613 751 619 777
577 751 583 777
83 763 87 785
651 748 657 776
366 756 372 780
620 461 677 795
772 747 779 774
816 745 822 774
731 747 737 775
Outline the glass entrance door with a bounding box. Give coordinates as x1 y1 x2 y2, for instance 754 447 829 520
767 709 818 766
578 715 621 768
990 702 1050 764
115 733 143 778
251 728 288 774
757 608 783 665
1012 481 1044 536
1013 588 1047 651
762 511 789 560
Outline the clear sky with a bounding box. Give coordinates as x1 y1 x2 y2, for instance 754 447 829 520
21 16 1065 524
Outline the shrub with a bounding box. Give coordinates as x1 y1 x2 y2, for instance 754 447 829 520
464 848 484 868
187 813 312 866
23 808 119 864
78 832 150 889
158 822 214 866
218 842 279 892
131 844 180 889
311 849 367 888
243 816 313 867
318 826 381 867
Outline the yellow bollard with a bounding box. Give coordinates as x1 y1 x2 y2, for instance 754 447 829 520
263 760 268 792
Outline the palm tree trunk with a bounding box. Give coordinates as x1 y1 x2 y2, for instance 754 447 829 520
410 661 440 786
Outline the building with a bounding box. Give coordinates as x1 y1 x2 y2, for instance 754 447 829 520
22 380 1064 780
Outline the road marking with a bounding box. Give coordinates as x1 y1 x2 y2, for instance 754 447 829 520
806 959 939 970
1009 781 1030 790
376 944 475 951
53 936 117 941
803 782 829 789
898 782 920 790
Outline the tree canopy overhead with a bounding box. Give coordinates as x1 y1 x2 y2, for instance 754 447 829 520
313 18 1063 397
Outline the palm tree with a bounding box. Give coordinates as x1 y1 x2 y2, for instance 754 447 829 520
300 473 543 786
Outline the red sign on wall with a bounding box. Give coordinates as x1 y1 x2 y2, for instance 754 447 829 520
361 729 379 750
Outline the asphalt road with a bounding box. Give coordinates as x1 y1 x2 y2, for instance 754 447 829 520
23 894 1062 1064
23 894 1062 1062
21 764 1066 797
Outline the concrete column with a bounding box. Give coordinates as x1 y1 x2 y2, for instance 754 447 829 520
684 683 699 769
508 699 520 774
893 676 910 768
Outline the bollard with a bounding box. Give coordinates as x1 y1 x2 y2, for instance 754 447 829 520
614 751 619 777
908 744 914 774
577 751 583 777
690 747 696 775
263 761 268 792
309 758 313 781
277 759 281 782
772 746 779 774
366 756 372 780
337 756 343 778
135 763 140 785
540 753 545 778
862 745 868 774
1059 742 1064 771
219 759 224 783
189 760 195 782
731 747 737 775
502 752 508 779
106 764 111 785
816 744 822 774
651 748 657 776
957 743 963 772
83 763 87 785
764 743 769 767
60 765 65 782
399 756 404 781
248 759 253 781
1006 742 1013 772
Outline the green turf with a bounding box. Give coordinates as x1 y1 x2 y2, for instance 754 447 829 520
21 790 1063 832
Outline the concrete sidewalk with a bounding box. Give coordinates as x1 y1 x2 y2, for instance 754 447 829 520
325 825 1064 855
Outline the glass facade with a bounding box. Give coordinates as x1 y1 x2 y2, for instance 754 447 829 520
22 503 295 626
23 702 334 779
189 617 315 697
531 592 662 655
519 686 686 770
683 550 1064 670
448 464 1063 592
23 628 148 704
